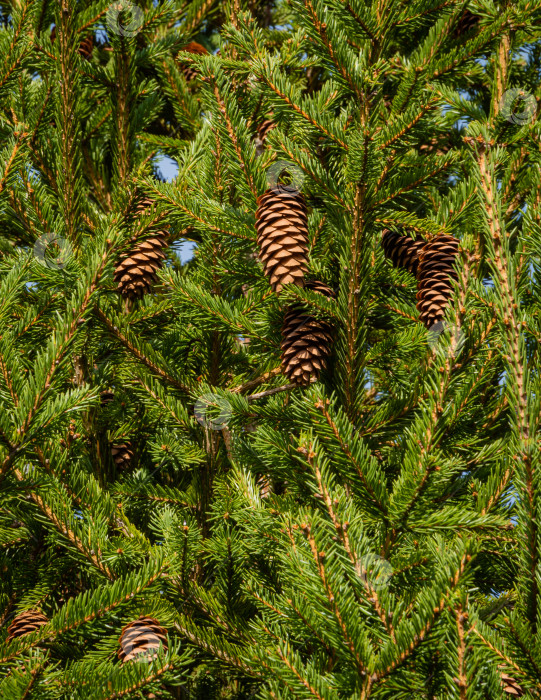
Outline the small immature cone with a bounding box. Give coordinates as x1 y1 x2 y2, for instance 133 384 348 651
381 229 425 276
118 617 168 663
7 610 48 643
416 234 459 328
281 280 334 386
256 186 309 293
114 198 168 300
178 41 208 82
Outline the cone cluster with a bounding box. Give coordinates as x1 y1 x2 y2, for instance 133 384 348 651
256 185 309 293
118 617 168 663
381 230 458 329
114 198 168 300
178 41 208 83
281 281 334 385
111 443 134 470
7 610 48 643
416 234 459 328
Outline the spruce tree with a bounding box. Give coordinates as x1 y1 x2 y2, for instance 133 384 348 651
0 0 540 698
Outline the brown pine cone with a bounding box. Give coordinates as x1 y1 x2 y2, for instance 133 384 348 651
78 35 93 60
452 9 480 40
500 670 525 697
416 234 459 328
111 443 134 470
381 229 425 276
281 280 334 386
258 118 276 143
114 199 168 300
178 41 208 82
7 610 48 643
118 617 168 663
256 186 309 293
100 390 115 405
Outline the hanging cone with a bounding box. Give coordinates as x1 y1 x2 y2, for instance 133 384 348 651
416 234 459 328
178 41 208 82
257 474 272 499
281 280 334 386
7 610 48 643
452 9 480 39
111 443 134 470
50 26 93 60
500 670 525 697
78 35 94 60
381 229 425 276
114 198 168 300
118 617 168 663
256 186 309 293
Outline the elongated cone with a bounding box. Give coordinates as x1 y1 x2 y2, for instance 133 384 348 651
416 234 459 328
178 41 208 82
281 280 334 386
256 186 309 293
381 229 425 276
114 198 168 300
118 617 168 663
7 610 48 643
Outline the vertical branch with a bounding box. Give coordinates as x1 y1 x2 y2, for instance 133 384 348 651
476 139 536 627
455 605 468 700
113 35 134 189
491 31 511 121
56 0 83 248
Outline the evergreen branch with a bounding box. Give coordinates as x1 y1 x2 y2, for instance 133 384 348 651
95 307 190 394
231 366 282 394
247 383 295 401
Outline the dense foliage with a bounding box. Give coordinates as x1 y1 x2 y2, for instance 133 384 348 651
0 0 540 697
